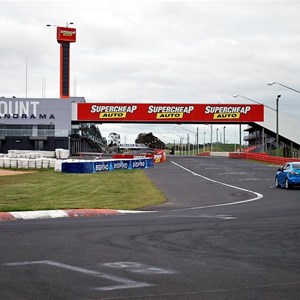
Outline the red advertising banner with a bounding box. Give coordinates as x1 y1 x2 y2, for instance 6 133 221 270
77 103 264 123
57 27 76 43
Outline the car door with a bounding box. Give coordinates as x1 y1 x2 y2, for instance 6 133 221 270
278 164 289 184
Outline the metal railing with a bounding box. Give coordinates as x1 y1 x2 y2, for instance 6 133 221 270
0 129 69 137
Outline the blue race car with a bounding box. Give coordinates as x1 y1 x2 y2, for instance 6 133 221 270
275 162 300 189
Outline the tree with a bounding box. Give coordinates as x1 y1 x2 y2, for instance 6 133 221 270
107 132 121 152
108 132 121 146
135 132 165 149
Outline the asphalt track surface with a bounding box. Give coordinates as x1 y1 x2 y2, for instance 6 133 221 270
1 156 300 300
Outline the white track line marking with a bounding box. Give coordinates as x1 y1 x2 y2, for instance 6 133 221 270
4 260 151 291
160 214 236 220
171 161 263 211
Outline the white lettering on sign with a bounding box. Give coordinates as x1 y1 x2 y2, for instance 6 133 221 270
132 161 145 168
0 100 55 119
0 100 39 116
148 105 194 114
60 29 76 36
91 105 137 113
204 106 251 114
95 163 109 171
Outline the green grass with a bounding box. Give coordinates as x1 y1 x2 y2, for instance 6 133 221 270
0 169 166 212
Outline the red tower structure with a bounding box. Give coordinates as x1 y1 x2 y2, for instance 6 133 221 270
55 25 76 98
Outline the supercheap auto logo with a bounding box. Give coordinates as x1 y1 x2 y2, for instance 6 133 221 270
205 105 251 120
148 105 194 119
60 29 76 37
90 105 138 119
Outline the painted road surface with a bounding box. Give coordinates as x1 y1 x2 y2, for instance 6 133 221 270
1 156 300 299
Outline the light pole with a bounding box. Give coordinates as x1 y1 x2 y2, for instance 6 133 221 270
196 127 199 154
175 125 198 155
232 95 246 152
47 22 74 28
268 82 300 94
268 82 300 157
216 128 219 151
205 124 213 152
223 126 226 146
187 134 190 156
163 136 177 155
233 94 275 111
233 94 276 153
168 132 186 155
211 126 213 152
276 95 282 156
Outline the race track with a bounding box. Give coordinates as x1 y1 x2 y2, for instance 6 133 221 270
1 156 300 300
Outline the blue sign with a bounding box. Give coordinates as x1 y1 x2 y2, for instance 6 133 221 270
61 158 154 174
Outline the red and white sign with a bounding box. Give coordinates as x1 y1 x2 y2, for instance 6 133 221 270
76 103 264 123
57 27 76 43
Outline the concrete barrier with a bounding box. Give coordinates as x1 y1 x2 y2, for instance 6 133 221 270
196 152 229 157
196 152 211 156
229 152 300 165
210 152 229 157
113 149 166 163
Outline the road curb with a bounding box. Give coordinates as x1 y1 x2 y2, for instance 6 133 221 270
0 209 121 222
0 212 15 222
67 208 121 217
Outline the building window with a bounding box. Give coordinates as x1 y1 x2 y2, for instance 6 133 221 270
0 124 33 136
35 140 44 150
37 125 55 137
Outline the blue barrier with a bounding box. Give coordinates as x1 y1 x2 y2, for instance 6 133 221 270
61 158 154 174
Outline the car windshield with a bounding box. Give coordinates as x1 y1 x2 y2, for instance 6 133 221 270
291 163 300 169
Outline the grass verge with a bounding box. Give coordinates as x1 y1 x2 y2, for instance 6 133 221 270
0 169 166 212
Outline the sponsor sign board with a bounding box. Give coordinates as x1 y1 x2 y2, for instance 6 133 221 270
61 158 153 173
152 149 166 163
57 27 76 43
76 103 264 123
0 98 72 127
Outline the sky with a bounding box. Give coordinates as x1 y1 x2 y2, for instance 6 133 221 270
1 0 300 145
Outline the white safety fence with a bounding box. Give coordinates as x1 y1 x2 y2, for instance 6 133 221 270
0 149 69 169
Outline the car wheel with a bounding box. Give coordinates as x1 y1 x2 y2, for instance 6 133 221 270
285 178 290 189
275 176 280 188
